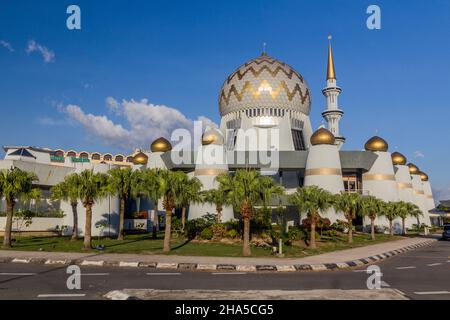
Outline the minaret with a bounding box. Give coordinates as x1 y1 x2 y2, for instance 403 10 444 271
322 35 345 149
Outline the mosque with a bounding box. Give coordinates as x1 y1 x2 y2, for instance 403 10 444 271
0 39 436 236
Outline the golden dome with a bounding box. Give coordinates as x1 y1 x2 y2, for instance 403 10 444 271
407 163 420 175
202 128 224 145
133 152 148 165
151 137 172 153
310 127 336 146
391 152 407 165
364 136 388 152
419 171 429 182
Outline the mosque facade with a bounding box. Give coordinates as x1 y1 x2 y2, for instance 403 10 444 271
0 41 436 236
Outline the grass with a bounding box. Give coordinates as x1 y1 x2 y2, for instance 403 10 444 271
0 232 406 258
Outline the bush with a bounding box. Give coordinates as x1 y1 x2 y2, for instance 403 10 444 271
200 228 213 240
185 217 211 239
331 220 348 232
211 223 226 239
227 229 238 239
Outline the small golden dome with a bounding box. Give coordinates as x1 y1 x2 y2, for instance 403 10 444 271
310 127 335 146
133 152 148 165
151 137 172 153
419 171 429 182
391 152 407 165
202 128 224 145
407 163 420 175
364 136 388 152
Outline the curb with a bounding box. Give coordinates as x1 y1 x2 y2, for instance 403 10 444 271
0 238 437 273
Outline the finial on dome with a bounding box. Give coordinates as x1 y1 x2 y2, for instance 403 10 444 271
261 42 267 56
327 35 336 80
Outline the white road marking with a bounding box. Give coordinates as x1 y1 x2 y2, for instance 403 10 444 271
395 266 416 270
413 291 450 295
212 272 247 275
427 263 442 267
146 272 181 276
0 273 36 276
37 293 86 298
81 273 109 276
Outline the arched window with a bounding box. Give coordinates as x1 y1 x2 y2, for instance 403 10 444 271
91 153 101 160
66 151 76 157
115 155 124 162
103 154 112 161
126 156 134 163
79 152 89 159
54 150 64 157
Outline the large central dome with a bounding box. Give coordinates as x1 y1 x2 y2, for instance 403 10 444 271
219 53 311 117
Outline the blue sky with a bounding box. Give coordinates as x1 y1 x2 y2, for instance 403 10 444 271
0 0 449 198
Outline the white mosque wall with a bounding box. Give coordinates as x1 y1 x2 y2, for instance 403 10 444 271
411 174 430 226
147 152 166 169
394 165 416 229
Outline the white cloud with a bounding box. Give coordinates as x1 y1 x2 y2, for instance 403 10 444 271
414 150 425 158
0 40 14 52
62 98 218 150
26 40 55 63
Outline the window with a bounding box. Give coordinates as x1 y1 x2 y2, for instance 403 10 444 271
115 155 124 162
103 154 112 161
79 152 89 159
66 151 76 157
91 153 101 160
291 129 306 151
126 156 134 163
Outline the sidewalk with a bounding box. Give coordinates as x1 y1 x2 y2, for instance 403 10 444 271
0 237 437 272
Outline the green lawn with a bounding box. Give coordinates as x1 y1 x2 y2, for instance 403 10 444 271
0 233 406 258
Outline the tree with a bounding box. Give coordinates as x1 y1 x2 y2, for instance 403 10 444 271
333 192 361 244
138 168 163 239
405 202 422 234
202 189 227 223
78 170 109 249
51 173 82 241
216 169 282 256
359 196 383 240
395 201 410 236
289 186 333 248
178 176 202 230
382 201 400 236
0 168 39 248
107 167 141 240
157 170 188 252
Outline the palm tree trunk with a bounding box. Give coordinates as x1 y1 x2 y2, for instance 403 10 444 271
217 206 222 223
83 203 92 250
181 207 186 231
389 219 393 236
310 220 317 249
348 217 353 244
370 217 375 240
163 209 172 252
2 200 14 248
71 202 78 241
117 197 125 240
402 217 406 235
152 209 157 239
242 216 251 256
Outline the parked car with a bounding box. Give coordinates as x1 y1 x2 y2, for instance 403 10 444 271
442 225 450 240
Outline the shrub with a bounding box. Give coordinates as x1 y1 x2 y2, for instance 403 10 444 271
211 223 226 239
200 227 213 240
185 218 210 239
227 229 238 239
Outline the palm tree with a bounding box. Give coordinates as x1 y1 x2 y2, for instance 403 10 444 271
107 167 141 240
138 168 163 239
333 192 361 244
202 189 227 223
51 173 82 240
405 202 422 234
158 170 187 252
78 170 109 249
360 196 383 240
0 168 39 248
178 176 203 230
216 169 282 256
382 201 400 236
395 201 410 236
289 186 333 249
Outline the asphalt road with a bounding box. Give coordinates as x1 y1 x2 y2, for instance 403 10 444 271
0 239 449 300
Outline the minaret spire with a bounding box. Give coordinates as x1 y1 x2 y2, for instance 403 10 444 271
322 35 345 149
327 35 336 80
